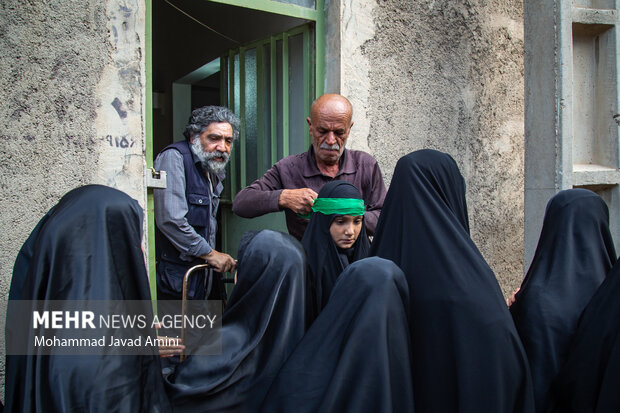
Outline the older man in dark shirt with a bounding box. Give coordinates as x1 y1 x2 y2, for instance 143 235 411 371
233 94 386 240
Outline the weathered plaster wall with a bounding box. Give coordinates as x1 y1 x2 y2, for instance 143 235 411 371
0 0 146 395
340 0 525 296
95 2 147 203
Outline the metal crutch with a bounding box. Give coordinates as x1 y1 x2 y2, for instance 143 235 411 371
180 263 210 362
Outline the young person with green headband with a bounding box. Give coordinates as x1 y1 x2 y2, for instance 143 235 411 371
301 180 370 321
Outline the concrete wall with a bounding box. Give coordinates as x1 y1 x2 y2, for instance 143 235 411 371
0 0 147 395
336 0 526 296
0 0 532 397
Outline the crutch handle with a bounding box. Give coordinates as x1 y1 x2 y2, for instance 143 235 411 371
180 263 210 362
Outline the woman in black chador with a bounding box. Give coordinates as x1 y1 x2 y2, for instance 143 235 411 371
301 180 369 319
260 257 415 413
370 149 535 412
510 189 616 413
5 185 170 412
546 257 620 412
165 230 308 412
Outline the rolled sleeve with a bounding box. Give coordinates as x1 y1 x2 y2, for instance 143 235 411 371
154 150 211 261
363 161 387 235
232 164 284 217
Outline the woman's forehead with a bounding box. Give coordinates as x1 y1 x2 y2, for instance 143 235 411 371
331 214 363 219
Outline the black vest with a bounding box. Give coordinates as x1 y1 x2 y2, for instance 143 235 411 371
155 140 223 267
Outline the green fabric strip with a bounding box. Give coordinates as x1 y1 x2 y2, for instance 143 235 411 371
298 198 365 219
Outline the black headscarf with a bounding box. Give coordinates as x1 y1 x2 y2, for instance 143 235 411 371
5 207 55 413
5 185 170 412
165 230 308 412
547 256 620 413
8 208 55 301
301 180 369 319
370 149 534 412
510 188 616 412
260 257 414 413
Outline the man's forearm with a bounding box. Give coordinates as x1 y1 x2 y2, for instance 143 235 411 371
364 209 379 235
364 161 387 236
155 213 212 260
232 186 283 217
232 163 286 218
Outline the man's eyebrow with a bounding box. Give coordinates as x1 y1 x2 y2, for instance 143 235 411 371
207 133 234 139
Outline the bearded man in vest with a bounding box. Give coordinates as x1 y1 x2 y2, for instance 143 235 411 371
154 106 238 302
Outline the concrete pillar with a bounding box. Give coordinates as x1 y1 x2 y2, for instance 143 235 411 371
525 0 620 268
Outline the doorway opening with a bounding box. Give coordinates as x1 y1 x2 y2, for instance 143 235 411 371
148 0 324 293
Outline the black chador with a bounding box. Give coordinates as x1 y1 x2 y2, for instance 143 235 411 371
5 185 170 413
511 189 616 413
165 230 308 412
370 149 535 412
301 180 369 320
260 257 414 413
547 256 620 412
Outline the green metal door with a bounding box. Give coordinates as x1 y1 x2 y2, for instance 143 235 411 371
219 23 316 258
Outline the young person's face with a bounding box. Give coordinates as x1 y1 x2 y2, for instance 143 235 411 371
329 215 363 249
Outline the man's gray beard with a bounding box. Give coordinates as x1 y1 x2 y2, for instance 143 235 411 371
191 138 230 173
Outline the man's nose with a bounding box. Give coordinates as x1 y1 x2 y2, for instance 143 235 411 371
215 139 227 153
324 132 337 145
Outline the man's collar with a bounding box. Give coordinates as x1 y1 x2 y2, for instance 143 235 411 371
303 145 354 178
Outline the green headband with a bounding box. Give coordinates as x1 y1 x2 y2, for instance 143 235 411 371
298 197 365 219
